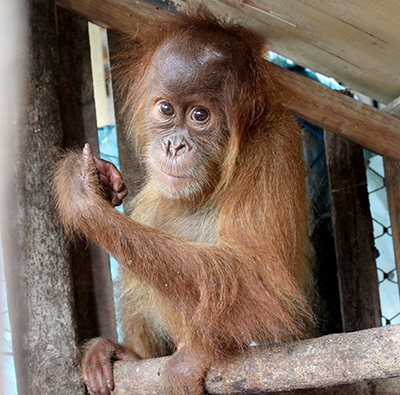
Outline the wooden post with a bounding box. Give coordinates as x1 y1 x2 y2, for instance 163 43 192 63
57 6 117 343
0 0 25 392
2 0 85 393
325 130 381 332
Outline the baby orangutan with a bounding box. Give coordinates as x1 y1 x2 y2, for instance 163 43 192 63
54 6 313 395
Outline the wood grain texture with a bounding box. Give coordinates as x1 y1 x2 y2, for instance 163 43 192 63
325 130 381 332
56 0 159 31
56 0 400 103
275 63 400 161
56 0 400 162
110 325 400 394
174 0 400 104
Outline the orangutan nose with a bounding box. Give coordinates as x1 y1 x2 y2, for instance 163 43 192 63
163 135 191 158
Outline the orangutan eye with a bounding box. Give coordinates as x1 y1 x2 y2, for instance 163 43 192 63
191 107 209 123
158 101 175 116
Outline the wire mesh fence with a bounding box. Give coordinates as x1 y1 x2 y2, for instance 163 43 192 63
302 114 400 328
366 154 400 325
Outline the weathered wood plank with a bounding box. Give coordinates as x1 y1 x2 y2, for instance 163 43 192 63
57 0 400 105
56 0 157 31
110 325 400 394
56 0 400 162
174 0 400 105
325 128 381 332
278 66 400 162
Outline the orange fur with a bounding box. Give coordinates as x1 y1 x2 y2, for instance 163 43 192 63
53 5 314 395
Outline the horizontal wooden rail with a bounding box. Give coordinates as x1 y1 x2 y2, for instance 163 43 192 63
111 324 400 394
56 0 155 31
277 65 400 161
57 0 400 161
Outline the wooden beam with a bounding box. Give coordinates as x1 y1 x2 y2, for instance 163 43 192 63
56 0 157 31
110 324 400 394
56 0 400 162
277 66 400 162
382 99 400 301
